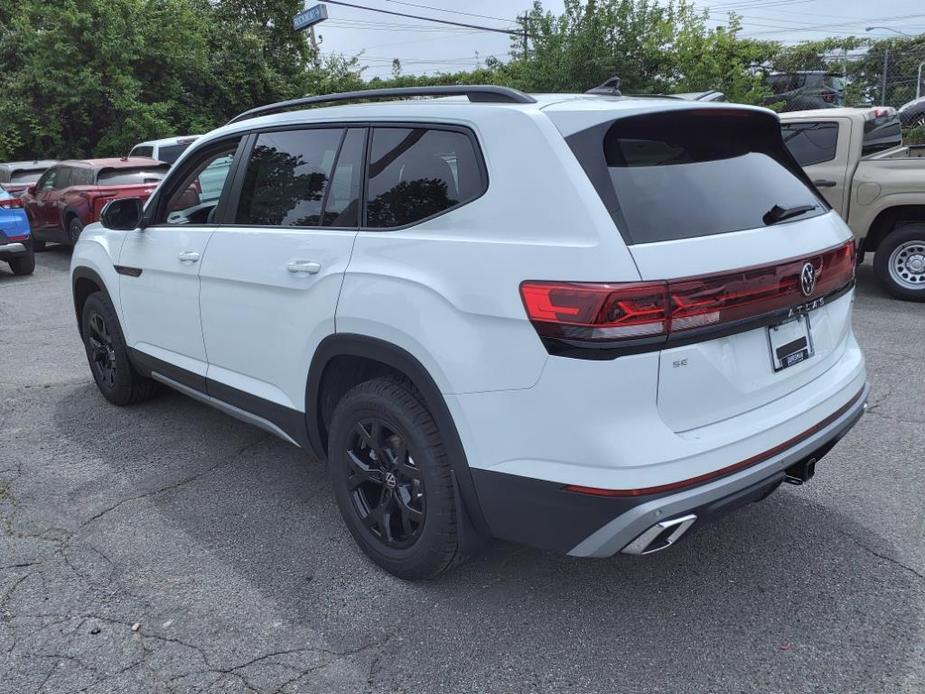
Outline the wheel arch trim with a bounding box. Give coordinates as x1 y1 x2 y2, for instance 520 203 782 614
306 333 490 535
72 265 115 337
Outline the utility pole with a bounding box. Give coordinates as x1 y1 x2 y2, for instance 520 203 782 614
308 25 320 67
522 12 529 60
880 47 889 105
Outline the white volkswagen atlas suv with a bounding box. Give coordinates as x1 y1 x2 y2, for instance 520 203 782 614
70 86 868 578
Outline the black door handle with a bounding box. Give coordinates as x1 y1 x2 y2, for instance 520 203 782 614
813 179 837 188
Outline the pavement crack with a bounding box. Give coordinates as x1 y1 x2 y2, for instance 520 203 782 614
838 529 925 585
78 434 270 529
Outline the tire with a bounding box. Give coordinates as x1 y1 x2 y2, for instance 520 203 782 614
68 217 84 246
81 292 159 405
8 250 35 276
328 377 461 579
874 224 925 302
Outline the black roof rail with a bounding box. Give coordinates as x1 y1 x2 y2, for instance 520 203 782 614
227 85 537 124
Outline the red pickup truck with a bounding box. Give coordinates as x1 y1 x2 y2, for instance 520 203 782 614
20 158 168 249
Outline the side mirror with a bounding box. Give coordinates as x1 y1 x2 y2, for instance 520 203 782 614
100 197 143 230
26 184 37 195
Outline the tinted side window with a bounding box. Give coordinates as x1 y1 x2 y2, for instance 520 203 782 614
236 128 343 226
38 168 58 191
154 140 240 225
366 127 484 228
781 122 838 166
55 167 74 189
131 146 154 158
862 114 902 156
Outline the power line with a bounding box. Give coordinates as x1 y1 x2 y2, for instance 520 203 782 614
382 0 513 24
321 0 524 36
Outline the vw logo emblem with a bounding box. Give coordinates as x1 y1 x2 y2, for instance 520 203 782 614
384 472 398 489
800 262 817 297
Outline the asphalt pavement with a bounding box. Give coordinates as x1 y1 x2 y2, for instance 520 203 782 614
1 247 923 693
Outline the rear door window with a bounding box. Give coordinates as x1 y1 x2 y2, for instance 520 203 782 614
781 121 838 166
365 127 485 228
862 114 902 156
235 128 343 226
566 109 826 245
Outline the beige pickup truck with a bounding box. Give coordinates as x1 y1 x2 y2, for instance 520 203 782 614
780 107 925 301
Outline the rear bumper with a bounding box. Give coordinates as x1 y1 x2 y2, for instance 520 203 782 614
470 383 868 557
0 240 30 258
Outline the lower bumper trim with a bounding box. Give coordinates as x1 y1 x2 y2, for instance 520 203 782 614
0 242 27 255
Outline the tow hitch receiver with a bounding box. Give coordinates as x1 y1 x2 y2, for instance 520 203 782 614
784 456 817 485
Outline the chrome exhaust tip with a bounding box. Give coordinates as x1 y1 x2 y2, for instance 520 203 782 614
621 514 697 555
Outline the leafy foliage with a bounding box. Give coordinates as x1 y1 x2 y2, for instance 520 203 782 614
1 0 922 162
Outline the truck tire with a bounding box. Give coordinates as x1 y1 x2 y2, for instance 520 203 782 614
81 292 159 405
68 217 84 246
874 223 925 302
8 249 35 275
327 377 462 579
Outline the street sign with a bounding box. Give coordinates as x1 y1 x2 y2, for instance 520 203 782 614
293 3 328 32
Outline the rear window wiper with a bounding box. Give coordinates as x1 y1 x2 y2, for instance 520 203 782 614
763 203 817 226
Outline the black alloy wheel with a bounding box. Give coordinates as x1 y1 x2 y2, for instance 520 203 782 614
87 311 117 389
346 419 426 548
328 377 467 578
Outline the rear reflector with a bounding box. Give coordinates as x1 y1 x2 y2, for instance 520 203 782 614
520 240 855 348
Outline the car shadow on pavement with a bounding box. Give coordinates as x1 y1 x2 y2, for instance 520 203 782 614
43 381 920 693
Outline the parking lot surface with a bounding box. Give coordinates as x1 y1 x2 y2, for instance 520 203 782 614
1 248 923 694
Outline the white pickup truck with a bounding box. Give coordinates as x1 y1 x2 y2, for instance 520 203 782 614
780 107 925 301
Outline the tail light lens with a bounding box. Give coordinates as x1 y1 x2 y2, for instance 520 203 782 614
519 281 669 341
0 197 23 209
520 241 855 352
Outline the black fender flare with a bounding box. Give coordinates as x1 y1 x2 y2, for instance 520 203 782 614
306 333 490 536
71 266 114 336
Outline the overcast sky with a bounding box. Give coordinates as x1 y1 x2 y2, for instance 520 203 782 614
309 0 925 79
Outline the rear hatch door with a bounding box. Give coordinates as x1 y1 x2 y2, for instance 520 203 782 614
562 106 856 431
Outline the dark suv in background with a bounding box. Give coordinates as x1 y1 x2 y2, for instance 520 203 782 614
764 71 845 111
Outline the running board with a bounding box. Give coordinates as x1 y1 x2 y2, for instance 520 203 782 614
151 372 300 447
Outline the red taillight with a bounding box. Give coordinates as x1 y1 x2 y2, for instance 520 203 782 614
520 241 855 348
520 281 669 341
0 197 23 209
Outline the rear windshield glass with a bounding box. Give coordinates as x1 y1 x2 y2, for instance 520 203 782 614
567 110 826 245
862 114 902 156
96 167 168 185
156 143 193 164
10 170 43 183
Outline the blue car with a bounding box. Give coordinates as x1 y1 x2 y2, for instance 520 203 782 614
0 183 35 275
